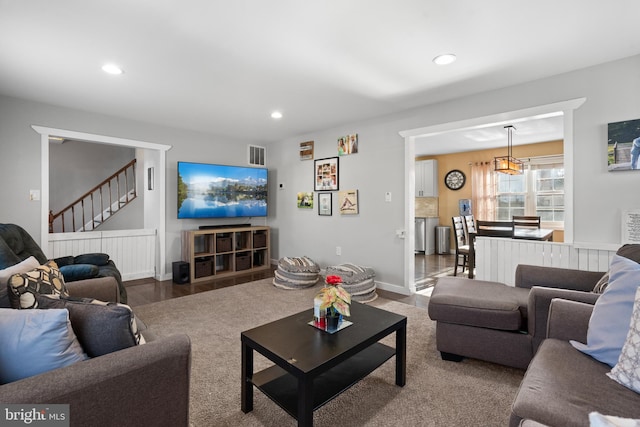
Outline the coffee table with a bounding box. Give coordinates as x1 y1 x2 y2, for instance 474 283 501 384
241 301 407 427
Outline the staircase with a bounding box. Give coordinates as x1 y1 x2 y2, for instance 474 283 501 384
49 159 137 233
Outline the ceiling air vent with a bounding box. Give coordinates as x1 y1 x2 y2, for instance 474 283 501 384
248 145 266 166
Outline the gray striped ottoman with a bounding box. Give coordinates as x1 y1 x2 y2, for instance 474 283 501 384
324 263 377 303
272 256 320 290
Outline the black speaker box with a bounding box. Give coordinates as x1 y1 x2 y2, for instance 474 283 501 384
172 261 190 284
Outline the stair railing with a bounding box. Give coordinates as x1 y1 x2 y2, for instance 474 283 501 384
49 159 137 233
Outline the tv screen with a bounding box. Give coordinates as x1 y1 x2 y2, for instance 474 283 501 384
177 162 268 219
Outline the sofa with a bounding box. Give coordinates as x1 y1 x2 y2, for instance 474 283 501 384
0 275 192 427
428 264 605 369
0 223 127 303
510 297 640 426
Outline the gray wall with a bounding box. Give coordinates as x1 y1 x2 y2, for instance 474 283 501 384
1 53 639 287
268 53 640 288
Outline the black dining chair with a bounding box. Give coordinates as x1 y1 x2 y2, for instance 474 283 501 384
451 216 471 276
513 215 541 229
475 220 514 238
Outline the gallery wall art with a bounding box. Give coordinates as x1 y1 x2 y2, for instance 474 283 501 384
338 134 358 156
338 190 359 215
297 192 314 209
314 157 339 191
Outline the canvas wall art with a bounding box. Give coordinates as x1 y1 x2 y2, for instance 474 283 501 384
338 134 358 156
608 119 640 171
338 190 359 215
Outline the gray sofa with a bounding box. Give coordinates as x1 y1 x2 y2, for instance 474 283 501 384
0 276 192 427
510 298 640 426
428 265 604 369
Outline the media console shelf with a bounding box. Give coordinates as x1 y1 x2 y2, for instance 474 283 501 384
182 226 270 283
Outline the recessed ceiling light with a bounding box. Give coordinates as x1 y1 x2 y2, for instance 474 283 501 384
271 111 283 119
102 63 124 75
433 54 457 66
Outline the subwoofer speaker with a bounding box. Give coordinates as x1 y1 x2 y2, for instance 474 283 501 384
172 261 190 284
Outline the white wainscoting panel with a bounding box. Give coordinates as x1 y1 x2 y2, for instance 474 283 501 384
48 229 156 281
474 237 616 286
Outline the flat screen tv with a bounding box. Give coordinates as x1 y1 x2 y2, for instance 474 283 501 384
177 162 268 219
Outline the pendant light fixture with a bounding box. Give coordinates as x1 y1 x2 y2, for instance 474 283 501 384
494 125 523 175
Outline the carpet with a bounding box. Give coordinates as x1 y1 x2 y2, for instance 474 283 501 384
134 278 524 427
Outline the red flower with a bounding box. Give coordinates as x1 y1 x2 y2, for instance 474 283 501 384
325 275 342 285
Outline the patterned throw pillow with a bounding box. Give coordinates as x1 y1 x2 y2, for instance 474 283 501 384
607 286 640 393
7 261 69 309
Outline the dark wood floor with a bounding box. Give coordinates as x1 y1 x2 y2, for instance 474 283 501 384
125 253 456 311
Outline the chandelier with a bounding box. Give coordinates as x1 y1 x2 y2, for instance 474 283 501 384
494 125 523 175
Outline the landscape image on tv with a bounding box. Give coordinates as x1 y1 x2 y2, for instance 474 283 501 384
177 162 268 218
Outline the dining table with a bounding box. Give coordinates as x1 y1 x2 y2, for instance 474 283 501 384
467 227 554 279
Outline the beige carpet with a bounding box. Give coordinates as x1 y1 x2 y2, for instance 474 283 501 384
134 279 524 427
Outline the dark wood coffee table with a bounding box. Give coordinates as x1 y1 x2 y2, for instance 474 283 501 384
241 301 407 426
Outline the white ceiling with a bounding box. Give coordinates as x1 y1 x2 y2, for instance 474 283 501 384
1 1 639 149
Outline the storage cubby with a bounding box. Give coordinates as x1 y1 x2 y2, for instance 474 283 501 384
182 226 270 283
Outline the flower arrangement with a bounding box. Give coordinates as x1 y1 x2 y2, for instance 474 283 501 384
318 275 351 317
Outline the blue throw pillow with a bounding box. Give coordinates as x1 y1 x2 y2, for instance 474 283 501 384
571 254 640 367
0 308 87 384
59 263 99 281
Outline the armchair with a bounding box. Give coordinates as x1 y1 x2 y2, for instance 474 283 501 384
0 224 126 303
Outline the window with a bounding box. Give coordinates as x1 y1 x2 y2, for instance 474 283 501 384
495 156 564 226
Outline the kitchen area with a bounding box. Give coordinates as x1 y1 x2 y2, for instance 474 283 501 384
414 159 454 290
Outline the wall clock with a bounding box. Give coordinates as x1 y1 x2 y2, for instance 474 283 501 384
444 169 466 191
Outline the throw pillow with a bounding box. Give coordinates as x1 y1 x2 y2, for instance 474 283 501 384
58 263 99 281
74 253 110 266
571 254 640 367
0 256 40 308
607 286 640 393
0 256 39 284
7 260 69 309
0 308 87 384
37 295 144 357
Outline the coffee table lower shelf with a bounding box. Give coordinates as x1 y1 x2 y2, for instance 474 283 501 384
251 343 395 418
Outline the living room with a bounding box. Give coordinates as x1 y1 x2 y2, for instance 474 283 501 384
2 2 640 426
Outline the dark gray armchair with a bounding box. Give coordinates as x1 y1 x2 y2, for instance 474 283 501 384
0 223 126 303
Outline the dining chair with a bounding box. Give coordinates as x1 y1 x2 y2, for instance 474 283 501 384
475 220 514 238
451 216 470 276
512 215 541 229
463 215 476 243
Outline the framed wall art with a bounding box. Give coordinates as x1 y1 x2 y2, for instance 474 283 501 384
338 189 359 215
338 133 358 156
318 193 332 216
608 119 640 171
314 157 339 191
297 192 314 209
300 140 314 160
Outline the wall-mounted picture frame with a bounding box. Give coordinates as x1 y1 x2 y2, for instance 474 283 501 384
297 192 314 209
608 119 640 171
318 193 332 216
300 140 314 160
314 157 339 191
338 189 359 215
338 133 358 156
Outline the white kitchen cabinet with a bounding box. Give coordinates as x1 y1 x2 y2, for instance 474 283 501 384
415 159 438 197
